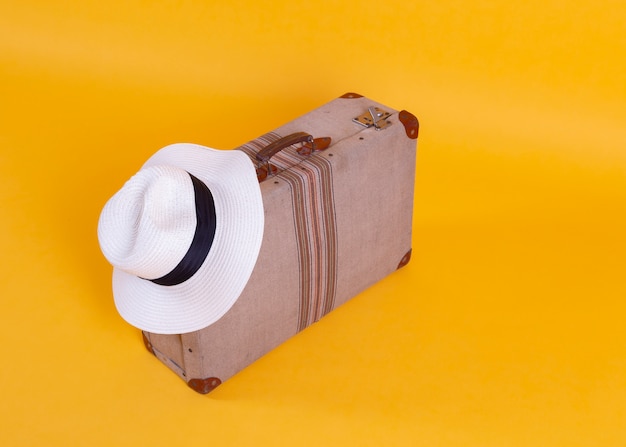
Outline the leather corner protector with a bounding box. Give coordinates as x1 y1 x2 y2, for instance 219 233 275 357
399 110 419 139
340 92 363 99
188 377 222 394
142 331 155 356
397 249 412 269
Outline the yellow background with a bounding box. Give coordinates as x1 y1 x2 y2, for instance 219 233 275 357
2 0 625 445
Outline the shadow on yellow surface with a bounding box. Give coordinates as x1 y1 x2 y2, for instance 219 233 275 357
1 1 625 446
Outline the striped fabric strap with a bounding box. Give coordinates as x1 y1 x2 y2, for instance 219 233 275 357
238 132 338 331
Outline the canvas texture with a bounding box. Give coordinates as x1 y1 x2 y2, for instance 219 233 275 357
143 95 418 392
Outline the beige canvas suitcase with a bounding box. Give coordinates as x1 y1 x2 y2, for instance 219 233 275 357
141 93 419 393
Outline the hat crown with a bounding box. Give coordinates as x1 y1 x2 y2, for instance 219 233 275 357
98 165 197 280
97 143 265 334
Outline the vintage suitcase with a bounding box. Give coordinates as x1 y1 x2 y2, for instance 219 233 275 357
138 93 419 393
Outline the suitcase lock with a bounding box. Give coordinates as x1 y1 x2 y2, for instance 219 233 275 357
353 106 392 130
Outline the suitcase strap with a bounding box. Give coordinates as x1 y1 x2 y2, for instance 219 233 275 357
238 132 339 330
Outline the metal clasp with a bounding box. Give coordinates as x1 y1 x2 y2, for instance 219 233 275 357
353 106 392 130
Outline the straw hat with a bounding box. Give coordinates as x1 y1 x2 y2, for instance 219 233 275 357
98 143 264 334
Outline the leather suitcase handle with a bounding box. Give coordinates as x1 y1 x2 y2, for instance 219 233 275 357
255 132 332 182
256 132 314 163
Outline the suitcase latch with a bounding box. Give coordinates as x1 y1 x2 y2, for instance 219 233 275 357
353 107 392 130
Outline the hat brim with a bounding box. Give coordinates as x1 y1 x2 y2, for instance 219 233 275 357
111 144 264 334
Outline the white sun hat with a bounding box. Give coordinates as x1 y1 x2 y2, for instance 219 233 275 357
97 143 264 334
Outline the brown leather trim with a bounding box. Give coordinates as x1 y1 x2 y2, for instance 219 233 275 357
188 377 222 394
340 92 363 99
399 110 419 139
256 163 279 182
312 136 332 151
297 137 332 156
142 331 155 355
397 249 412 269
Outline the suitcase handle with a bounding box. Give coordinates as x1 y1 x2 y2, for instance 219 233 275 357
256 132 313 163
255 132 332 182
